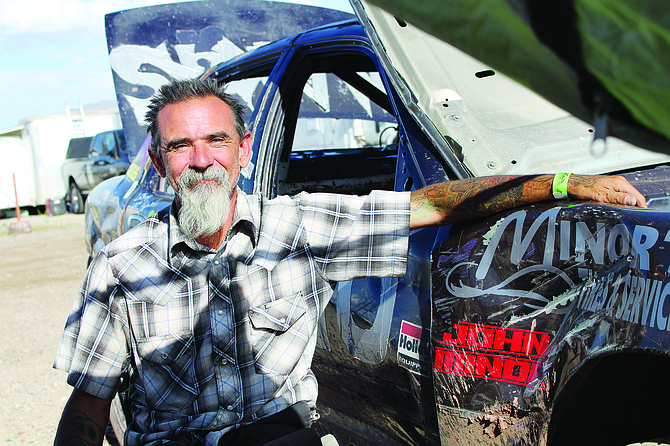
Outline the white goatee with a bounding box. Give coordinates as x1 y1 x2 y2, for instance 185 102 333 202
175 167 232 240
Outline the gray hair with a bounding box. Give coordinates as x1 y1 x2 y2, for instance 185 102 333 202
145 78 246 153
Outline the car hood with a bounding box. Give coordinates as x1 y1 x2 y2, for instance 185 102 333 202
350 0 670 178
105 0 353 159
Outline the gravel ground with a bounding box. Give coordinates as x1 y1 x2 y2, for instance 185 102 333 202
0 213 95 444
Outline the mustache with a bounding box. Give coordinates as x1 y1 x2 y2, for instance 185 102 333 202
178 168 229 190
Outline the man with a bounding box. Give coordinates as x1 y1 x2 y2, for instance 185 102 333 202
54 78 646 446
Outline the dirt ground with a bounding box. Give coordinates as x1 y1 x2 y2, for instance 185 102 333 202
0 213 97 444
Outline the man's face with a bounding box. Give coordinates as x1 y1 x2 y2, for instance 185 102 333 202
150 95 252 238
152 95 251 194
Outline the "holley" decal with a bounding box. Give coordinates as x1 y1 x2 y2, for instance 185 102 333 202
397 321 431 376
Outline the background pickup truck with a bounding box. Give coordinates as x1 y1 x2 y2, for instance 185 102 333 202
61 129 129 214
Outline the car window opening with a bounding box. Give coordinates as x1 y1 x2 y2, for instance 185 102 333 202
276 54 399 197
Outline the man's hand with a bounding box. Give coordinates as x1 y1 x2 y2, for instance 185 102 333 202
567 174 647 208
54 388 112 446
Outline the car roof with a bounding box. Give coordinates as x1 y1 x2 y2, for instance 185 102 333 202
205 19 364 81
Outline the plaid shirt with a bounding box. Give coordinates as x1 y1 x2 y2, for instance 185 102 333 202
55 189 410 446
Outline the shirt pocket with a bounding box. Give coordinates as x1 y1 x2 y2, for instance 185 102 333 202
135 331 198 412
249 292 309 376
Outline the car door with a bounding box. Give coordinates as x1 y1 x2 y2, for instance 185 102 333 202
247 23 454 445
86 131 123 191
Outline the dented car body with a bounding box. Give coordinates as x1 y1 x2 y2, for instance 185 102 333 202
86 1 670 444
431 190 670 444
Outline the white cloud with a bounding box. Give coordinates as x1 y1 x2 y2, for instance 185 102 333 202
0 0 191 36
0 0 352 35
1 0 102 34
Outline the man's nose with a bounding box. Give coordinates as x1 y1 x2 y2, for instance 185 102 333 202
190 142 214 170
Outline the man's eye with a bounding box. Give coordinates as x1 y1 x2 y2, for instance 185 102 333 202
210 138 230 147
167 144 189 153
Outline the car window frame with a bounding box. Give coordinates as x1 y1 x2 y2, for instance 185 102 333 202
251 38 395 199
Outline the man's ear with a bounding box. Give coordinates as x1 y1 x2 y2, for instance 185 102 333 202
238 131 253 168
149 147 167 178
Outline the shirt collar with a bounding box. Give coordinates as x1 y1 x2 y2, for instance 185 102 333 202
231 188 260 247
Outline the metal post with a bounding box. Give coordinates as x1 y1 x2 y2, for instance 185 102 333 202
9 173 31 233
13 173 20 222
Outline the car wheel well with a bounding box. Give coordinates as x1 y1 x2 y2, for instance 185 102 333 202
547 352 670 445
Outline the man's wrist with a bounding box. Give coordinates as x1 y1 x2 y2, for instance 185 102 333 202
552 172 572 200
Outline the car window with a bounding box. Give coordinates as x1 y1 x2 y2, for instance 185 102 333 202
277 69 398 196
66 137 93 159
223 76 269 126
115 131 127 155
91 132 117 157
293 71 396 151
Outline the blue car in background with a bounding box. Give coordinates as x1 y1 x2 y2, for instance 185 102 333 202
86 1 670 444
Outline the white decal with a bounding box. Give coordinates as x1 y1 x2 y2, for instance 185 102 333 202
577 271 670 330
477 208 662 277
110 37 245 126
442 207 670 320
110 33 382 128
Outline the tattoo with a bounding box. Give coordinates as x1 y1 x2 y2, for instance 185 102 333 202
54 410 105 446
411 175 554 225
567 175 597 189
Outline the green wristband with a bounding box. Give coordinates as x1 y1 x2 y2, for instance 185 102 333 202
552 172 571 200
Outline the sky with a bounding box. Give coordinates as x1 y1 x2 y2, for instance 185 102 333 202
0 0 353 131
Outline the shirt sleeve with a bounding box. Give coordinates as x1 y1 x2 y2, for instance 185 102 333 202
53 252 129 400
295 190 411 282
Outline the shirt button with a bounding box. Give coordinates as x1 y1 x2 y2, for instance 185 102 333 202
213 259 220 265
218 310 224 315
221 359 228 365
227 405 234 411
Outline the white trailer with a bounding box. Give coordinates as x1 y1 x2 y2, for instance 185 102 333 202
0 106 121 216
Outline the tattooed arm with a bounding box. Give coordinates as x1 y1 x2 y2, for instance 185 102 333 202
409 174 647 229
54 388 112 446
